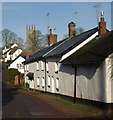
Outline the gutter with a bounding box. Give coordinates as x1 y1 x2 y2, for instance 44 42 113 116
72 64 77 104
43 58 47 92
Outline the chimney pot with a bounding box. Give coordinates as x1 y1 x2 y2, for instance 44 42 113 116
99 11 106 35
68 22 76 38
48 29 57 46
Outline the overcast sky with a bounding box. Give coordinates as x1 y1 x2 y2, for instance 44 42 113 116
2 2 111 45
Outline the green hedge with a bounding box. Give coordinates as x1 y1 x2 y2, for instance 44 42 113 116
7 68 20 84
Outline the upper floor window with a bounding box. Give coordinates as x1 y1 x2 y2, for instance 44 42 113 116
17 64 24 69
36 62 39 71
46 61 49 72
41 61 44 71
55 62 58 73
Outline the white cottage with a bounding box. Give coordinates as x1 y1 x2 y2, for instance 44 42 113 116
2 43 22 62
8 53 26 73
23 13 113 104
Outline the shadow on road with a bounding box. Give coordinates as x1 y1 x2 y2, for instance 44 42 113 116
2 85 20 107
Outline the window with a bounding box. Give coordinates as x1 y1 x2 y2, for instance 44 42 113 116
42 77 45 87
41 61 44 71
46 61 49 72
17 64 24 69
56 78 59 91
27 65 29 71
55 62 58 73
36 62 39 71
17 64 19 68
37 77 40 87
47 76 51 87
25 65 26 71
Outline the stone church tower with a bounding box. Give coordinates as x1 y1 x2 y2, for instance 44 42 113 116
26 24 37 55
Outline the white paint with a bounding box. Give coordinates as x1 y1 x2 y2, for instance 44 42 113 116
11 43 18 48
60 31 98 62
8 56 25 73
10 49 22 60
51 76 55 93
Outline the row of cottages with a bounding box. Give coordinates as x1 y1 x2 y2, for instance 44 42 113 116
23 12 113 104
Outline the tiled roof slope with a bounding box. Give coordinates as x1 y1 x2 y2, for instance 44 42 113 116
44 27 98 58
23 39 66 64
23 27 100 64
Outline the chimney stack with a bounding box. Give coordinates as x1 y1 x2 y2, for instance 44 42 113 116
48 29 57 46
26 51 31 59
68 22 76 38
99 11 106 35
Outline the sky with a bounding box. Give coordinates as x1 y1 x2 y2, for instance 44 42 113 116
2 2 111 46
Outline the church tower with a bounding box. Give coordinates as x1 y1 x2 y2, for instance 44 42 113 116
26 24 37 54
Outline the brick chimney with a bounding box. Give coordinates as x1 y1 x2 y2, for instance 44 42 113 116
68 22 76 38
99 11 106 35
26 51 31 59
48 29 57 46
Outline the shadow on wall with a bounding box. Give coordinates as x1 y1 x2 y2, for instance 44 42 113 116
59 63 75 75
76 61 106 103
76 63 100 80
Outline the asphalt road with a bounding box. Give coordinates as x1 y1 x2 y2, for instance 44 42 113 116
2 86 67 118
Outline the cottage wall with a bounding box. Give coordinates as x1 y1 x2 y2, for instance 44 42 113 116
59 64 75 97
8 56 25 73
76 54 113 103
34 60 46 92
46 58 75 97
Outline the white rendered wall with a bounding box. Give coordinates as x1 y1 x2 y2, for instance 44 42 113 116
76 54 113 103
8 56 25 73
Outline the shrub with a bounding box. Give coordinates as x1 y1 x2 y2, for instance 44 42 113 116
7 68 20 84
25 82 29 90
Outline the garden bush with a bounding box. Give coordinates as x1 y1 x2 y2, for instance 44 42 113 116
7 68 20 84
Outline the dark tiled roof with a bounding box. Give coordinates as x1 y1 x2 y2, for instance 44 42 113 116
44 27 98 58
6 43 14 48
2 48 11 55
23 39 66 64
23 27 99 64
9 47 20 55
9 52 26 65
61 30 113 64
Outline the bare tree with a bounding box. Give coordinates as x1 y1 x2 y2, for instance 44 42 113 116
1 29 24 49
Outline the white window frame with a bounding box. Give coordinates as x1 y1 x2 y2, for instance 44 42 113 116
25 65 27 71
27 65 29 71
56 78 59 90
55 62 58 73
47 75 51 87
42 77 45 87
41 61 44 71
46 61 49 72
37 77 40 87
36 62 39 71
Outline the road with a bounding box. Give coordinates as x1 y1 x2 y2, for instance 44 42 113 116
2 86 67 118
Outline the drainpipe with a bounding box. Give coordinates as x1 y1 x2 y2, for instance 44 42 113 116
43 58 47 92
72 64 77 104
